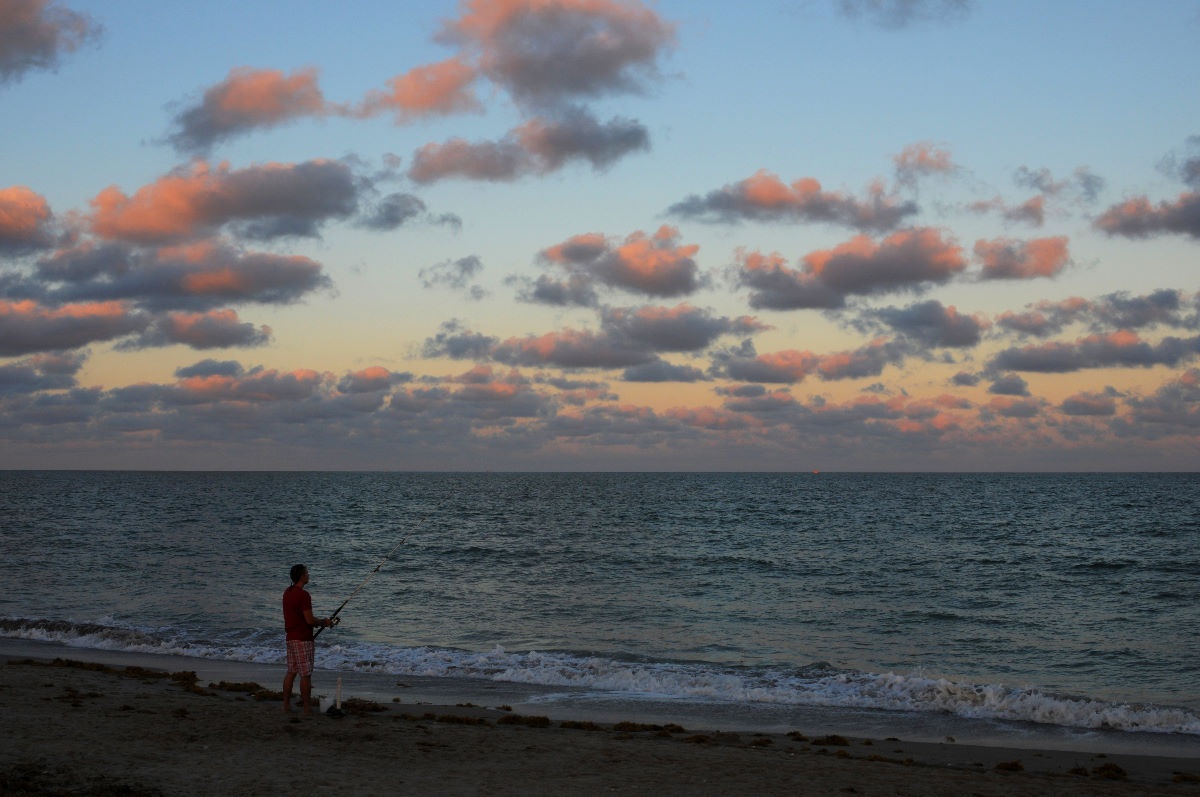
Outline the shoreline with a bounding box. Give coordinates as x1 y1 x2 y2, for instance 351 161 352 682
3 649 1199 796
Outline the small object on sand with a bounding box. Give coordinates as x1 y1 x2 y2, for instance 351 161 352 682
325 676 345 718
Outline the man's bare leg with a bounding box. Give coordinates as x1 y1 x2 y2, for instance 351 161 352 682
300 674 313 716
282 671 296 712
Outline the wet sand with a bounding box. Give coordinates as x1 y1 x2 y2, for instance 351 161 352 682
3 654 1199 796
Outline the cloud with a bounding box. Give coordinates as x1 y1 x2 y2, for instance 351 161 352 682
515 108 649 171
989 330 1200 373
975 236 1070 280
1013 165 1104 203
408 108 649 183
437 0 676 110
356 57 482 122
89 159 360 244
166 67 333 155
421 320 500 360
893 141 959 188
1158 136 1200 190
1060 389 1118 417
985 395 1042 419
731 227 966 310
512 273 599 307
966 195 1046 227
600 303 766 352
836 0 972 28
860 299 987 347
0 350 84 395
716 338 906 383
117 309 271 350
492 328 655 369
987 372 1029 396
357 192 462 232
668 169 918 232
420 255 487 299
0 185 56 251
0 0 100 86
1125 368 1200 431
622 358 706 382
0 298 145 355
994 290 1199 338
38 239 331 312
337 366 410 394
1095 192 1200 240
172 365 324 404
537 225 703 298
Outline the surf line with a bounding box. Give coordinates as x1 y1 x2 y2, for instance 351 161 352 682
314 534 411 639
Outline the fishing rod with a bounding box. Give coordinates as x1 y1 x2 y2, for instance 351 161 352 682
314 534 410 639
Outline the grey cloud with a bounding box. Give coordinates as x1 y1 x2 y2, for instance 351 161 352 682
622 359 706 382
358 192 462 232
836 0 972 28
600 305 763 353
116 311 272 350
175 359 245 378
512 274 599 307
420 255 486 299
439 0 676 109
860 299 985 347
668 174 918 233
988 373 1029 396
0 0 101 85
0 351 84 395
989 334 1200 373
421 320 499 360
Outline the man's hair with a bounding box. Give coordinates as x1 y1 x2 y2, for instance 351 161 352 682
289 564 307 584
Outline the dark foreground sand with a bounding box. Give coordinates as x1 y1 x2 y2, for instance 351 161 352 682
2 655 1199 796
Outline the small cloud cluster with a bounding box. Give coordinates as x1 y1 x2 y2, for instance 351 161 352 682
836 0 972 29
669 169 917 233
165 0 674 183
516 225 703 305
0 0 100 86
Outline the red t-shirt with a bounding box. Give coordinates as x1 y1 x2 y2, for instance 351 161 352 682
283 585 314 641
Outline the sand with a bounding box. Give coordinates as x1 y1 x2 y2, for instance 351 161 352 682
2 654 1199 796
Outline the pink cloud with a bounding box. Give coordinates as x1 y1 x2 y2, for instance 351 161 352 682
0 185 53 249
0 298 144 355
439 0 676 106
975 236 1070 280
176 367 322 403
537 225 702 297
893 141 958 186
1096 192 1200 239
669 169 917 232
88 160 357 244
358 58 481 120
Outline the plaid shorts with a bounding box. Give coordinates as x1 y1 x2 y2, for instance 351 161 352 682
286 639 315 676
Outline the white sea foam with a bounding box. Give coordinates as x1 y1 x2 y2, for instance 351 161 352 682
6 617 1195 736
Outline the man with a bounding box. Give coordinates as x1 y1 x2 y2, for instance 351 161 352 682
282 564 336 715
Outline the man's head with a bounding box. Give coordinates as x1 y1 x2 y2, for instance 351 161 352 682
290 564 307 584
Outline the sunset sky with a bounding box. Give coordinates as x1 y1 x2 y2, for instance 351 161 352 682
2 0 1198 470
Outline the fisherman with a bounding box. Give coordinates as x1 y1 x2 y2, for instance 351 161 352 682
282 564 336 716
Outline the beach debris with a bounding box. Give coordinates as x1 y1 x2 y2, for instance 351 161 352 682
497 713 551 728
1092 762 1127 780
811 734 850 747
995 760 1024 772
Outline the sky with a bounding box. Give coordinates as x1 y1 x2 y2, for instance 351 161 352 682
1 0 1198 471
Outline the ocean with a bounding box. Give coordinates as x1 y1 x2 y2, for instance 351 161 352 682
2 471 1198 755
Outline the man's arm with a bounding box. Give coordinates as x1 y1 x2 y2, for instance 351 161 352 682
303 608 332 628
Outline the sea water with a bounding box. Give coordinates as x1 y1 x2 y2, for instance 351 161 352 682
2 471 1197 753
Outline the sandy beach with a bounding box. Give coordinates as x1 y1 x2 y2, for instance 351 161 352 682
2 654 1198 796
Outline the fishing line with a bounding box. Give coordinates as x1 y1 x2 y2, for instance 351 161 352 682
314 534 410 639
